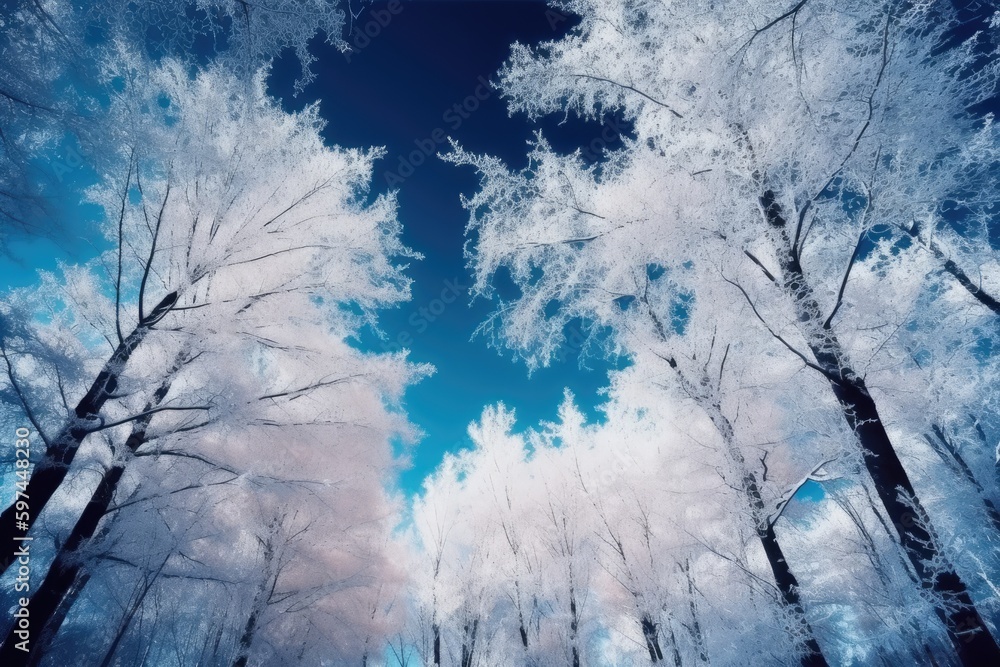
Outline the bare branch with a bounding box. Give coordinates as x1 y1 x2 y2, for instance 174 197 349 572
0 338 52 448
823 227 867 329
138 183 172 323
743 249 777 284
722 276 832 379
768 457 839 527
567 73 683 118
741 0 810 51
115 151 137 346
92 404 213 433
258 373 364 402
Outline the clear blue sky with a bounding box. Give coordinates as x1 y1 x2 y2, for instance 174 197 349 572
267 1 632 493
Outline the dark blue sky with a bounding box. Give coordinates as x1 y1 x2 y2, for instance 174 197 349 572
267 1 628 492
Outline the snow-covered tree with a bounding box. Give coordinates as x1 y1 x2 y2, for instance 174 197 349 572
453 0 1000 663
408 371 838 666
0 59 425 663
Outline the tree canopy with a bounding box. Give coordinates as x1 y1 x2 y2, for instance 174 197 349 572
2 0 998 665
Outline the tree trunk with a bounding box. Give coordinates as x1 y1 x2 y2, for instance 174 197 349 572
432 622 441 666
515 579 529 649
682 559 709 665
666 619 683 667
658 352 827 667
232 521 280 667
641 613 665 663
900 224 1000 316
1 348 190 661
0 291 176 576
460 618 478 667
24 571 91 667
0 364 179 663
761 190 1000 665
569 574 581 667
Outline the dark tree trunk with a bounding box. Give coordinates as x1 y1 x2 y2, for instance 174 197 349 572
641 613 665 663
25 571 91 667
569 582 581 667
460 618 478 667
761 190 1000 665
1 349 189 661
0 469 125 664
900 224 1000 316
658 359 827 667
514 578 529 649
0 363 178 664
233 521 280 667
666 620 683 667
682 559 709 664
648 283 827 667
758 525 826 665
432 622 441 666
0 291 176 576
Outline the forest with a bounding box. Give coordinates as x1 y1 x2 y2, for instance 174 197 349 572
0 0 999 665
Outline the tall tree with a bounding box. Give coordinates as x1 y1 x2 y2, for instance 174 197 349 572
453 0 1000 663
0 59 425 663
410 388 818 665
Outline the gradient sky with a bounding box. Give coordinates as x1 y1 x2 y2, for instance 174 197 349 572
266 1 633 493
259 0 639 493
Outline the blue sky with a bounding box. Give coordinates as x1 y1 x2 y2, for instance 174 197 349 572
266 1 631 493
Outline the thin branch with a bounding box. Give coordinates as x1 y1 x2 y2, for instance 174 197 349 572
225 244 335 268
722 276 832 378
517 234 601 249
96 554 239 585
133 449 238 475
0 87 55 113
92 404 213 432
792 200 811 258
258 374 364 402
54 365 71 413
105 474 240 514
742 0 810 50
718 343 730 384
569 205 606 220
743 249 777 283
138 183 172 323
900 220 1000 316
823 227 867 329
0 338 51 448
811 11 891 200
768 457 838 527
115 151 137 346
567 73 683 118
